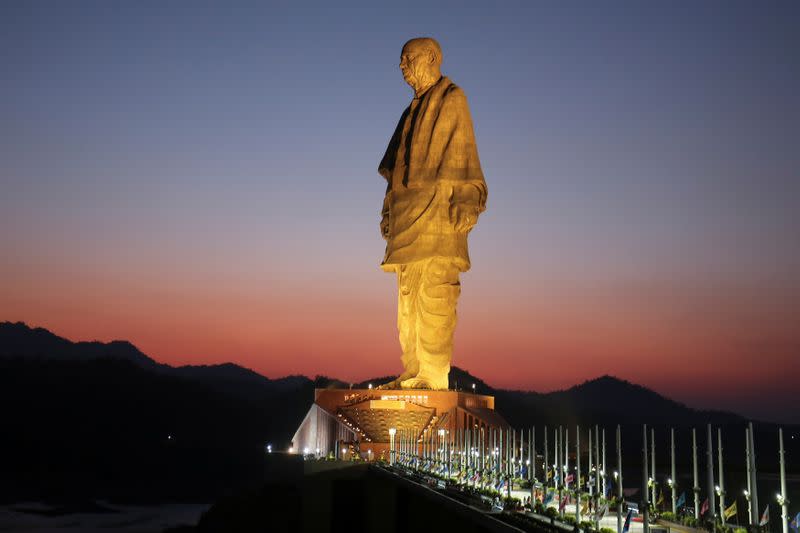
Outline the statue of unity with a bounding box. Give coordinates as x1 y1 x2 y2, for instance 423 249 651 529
378 37 487 390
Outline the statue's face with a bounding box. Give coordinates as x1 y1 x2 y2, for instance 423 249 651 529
399 42 435 91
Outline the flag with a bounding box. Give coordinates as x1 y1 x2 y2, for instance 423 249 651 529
622 509 634 533
701 498 709 516
676 492 686 509
759 505 769 526
559 492 570 511
597 502 609 521
544 489 554 505
604 482 611 498
566 473 574 484
789 511 799 533
547 469 553 480
657 489 664 506
723 501 737 520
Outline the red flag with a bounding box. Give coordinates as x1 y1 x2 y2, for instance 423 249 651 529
559 492 570 511
701 498 709 516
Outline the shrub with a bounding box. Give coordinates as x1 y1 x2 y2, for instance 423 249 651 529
601 528 616 533
563 514 577 525
661 512 676 522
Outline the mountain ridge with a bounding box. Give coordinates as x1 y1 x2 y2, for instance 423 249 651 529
0 320 751 425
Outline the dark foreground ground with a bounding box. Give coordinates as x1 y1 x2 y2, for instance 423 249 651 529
170 456 527 533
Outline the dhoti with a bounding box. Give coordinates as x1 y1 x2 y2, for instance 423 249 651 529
395 256 461 390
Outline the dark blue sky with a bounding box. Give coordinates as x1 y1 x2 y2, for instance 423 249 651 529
2 1 798 422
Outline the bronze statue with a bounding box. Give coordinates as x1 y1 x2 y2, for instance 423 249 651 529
378 37 487 390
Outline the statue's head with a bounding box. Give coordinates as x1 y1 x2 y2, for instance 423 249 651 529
400 37 442 95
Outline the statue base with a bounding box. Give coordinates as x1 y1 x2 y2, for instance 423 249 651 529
291 388 508 461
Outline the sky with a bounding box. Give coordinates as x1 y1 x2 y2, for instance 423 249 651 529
1 1 798 423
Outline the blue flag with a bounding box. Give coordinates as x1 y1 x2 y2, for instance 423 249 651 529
605 482 611 498
544 489 554 505
676 492 686 509
789 511 799 533
622 509 634 533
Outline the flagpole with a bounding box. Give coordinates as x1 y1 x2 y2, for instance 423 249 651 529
779 427 788 533
447 428 451 479
718 427 726 526
693 428 700 519
589 427 594 499
748 421 759 529
602 427 607 502
597 424 601 496
565 425 570 492
651 427 657 508
480 427 483 475
499 426 503 484
513 428 517 475
617 424 623 533
556 426 564 516
706 424 716 523
745 427 753 526
671 427 677 515
577 424 582 523
492 427 497 475
507 427 512 501
643 424 650 533
531 426 535 482
530 426 535 505
520 427 524 489
544 425 549 489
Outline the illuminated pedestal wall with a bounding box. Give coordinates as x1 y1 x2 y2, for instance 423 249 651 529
291 388 508 460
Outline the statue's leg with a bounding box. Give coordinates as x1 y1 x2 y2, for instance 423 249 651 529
379 263 420 389
397 262 421 379
402 257 460 390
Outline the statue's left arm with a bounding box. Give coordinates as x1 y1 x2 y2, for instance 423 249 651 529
434 85 487 233
450 182 486 233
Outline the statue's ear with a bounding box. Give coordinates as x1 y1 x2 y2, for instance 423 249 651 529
427 49 437 64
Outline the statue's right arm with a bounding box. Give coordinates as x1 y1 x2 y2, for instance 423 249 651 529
380 187 391 240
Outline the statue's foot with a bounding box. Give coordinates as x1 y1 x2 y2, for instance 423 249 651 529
399 377 433 390
377 372 413 390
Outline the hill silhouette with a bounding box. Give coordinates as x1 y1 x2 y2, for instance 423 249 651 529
0 321 793 504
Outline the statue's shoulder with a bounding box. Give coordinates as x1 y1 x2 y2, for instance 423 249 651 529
441 77 465 98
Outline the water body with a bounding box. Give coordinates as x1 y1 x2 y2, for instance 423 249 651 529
0 501 209 533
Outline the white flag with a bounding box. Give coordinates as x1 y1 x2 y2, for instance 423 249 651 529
760 505 770 526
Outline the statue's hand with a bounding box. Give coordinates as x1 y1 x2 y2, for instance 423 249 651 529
380 212 390 240
449 202 479 233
